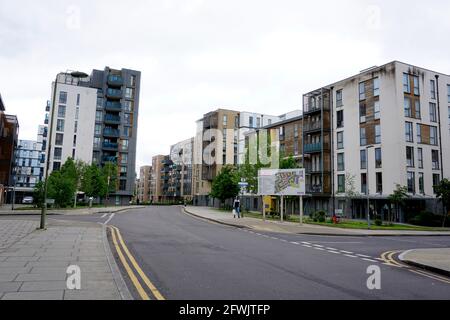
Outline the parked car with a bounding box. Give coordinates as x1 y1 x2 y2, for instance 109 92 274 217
22 196 34 204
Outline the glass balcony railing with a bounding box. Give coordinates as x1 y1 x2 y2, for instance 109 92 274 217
102 156 117 163
105 101 122 111
304 143 322 153
103 128 120 137
306 184 323 193
102 142 119 150
104 114 121 123
107 75 123 87
106 88 122 99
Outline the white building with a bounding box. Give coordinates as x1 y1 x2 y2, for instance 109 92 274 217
303 61 450 222
45 72 97 175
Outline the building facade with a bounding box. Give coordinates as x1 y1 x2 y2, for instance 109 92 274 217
303 61 450 222
170 137 194 201
151 155 166 203
137 165 152 203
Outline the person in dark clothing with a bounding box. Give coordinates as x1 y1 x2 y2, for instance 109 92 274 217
233 197 241 219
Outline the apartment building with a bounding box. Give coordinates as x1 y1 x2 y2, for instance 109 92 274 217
137 165 152 203
303 61 450 222
151 155 166 203
170 137 194 201
0 94 19 205
45 67 141 205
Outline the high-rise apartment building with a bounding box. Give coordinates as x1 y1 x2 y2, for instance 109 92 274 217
170 137 194 201
303 61 450 222
44 67 141 205
137 165 152 203
151 155 166 203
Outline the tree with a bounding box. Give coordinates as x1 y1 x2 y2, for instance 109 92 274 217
388 184 408 223
102 162 118 198
434 178 450 227
280 155 298 169
46 158 79 208
81 164 107 199
33 181 45 208
210 165 240 207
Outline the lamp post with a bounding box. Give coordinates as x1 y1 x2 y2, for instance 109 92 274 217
40 71 88 230
366 145 374 229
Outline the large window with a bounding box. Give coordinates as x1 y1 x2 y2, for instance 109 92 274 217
76 94 80 106
337 153 345 171
337 131 344 149
93 137 101 148
55 133 64 146
429 102 437 122
376 172 383 194
404 97 412 117
407 172 415 193
447 84 450 103
432 150 440 170
374 101 380 119
337 175 345 193
124 100 134 112
430 80 436 99
360 149 367 169
56 119 65 132
249 116 253 128
121 153 128 165
95 124 101 135
418 148 423 168
58 105 66 118
359 82 366 101
373 77 380 96
125 88 134 99
433 174 441 194
430 126 438 145
415 100 421 119
413 76 419 95
361 173 367 194
96 111 103 122
121 139 129 151
223 115 228 126
419 173 424 195
416 123 422 143
54 147 62 160
403 73 410 93
405 122 413 142
59 91 67 104
406 146 414 167
375 148 382 168
375 124 381 144
359 103 366 123
336 90 343 107
337 110 344 128
360 127 366 146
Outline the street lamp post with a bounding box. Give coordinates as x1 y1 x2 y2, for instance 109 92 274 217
366 145 374 230
40 71 88 230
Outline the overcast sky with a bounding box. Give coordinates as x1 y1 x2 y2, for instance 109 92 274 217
1 0 450 171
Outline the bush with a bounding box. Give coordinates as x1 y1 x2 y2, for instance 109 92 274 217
409 211 440 227
312 211 326 223
374 218 382 226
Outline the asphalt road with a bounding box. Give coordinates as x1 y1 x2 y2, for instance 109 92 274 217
7 206 450 299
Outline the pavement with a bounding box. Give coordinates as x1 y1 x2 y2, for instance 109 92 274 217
399 248 450 277
0 218 132 300
184 206 450 236
0 205 145 216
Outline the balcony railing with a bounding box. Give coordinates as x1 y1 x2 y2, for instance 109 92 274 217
103 128 120 137
104 114 121 124
102 142 118 150
102 156 117 163
306 184 323 193
303 122 322 132
106 88 122 99
107 75 123 87
45 101 50 112
304 143 322 153
105 101 122 111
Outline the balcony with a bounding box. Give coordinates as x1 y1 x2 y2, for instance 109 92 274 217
106 88 122 100
306 184 323 194
105 101 122 111
304 143 322 153
107 75 123 87
303 106 322 115
103 128 120 137
305 166 323 174
45 101 50 112
102 142 118 151
303 121 322 133
102 156 117 163
104 114 121 124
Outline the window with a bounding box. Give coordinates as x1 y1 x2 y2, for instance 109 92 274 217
75 107 79 120
58 105 66 118
448 85 450 103
359 104 366 123
73 135 77 147
76 94 80 106
93 137 101 148
360 127 366 146
256 117 261 128
359 82 366 101
413 76 419 95
74 121 78 133
405 122 413 142
121 139 129 151
130 75 136 86
336 90 343 107
223 115 228 126
407 172 415 193
124 100 134 112
125 88 134 99
406 146 414 167
279 126 284 138
249 116 253 128
56 119 65 132
403 73 411 93
430 126 438 145
96 111 103 122
72 149 75 159
337 175 345 193
429 103 437 122
432 150 440 170
119 180 127 191
375 124 381 144
430 80 436 99
121 153 128 165
433 174 441 194
419 173 424 194
373 77 380 96
55 133 64 146
95 124 101 135
124 113 131 125
337 153 345 171
53 162 61 171
376 172 383 194
337 110 344 128
361 173 367 194
294 124 299 138
123 127 131 137
59 91 67 104
415 100 421 119
294 139 299 155
404 97 411 117
360 149 367 169
375 148 382 168
337 131 344 149
268 119 272 125
416 124 422 143
120 166 127 178
374 101 380 119
97 97 103 108
54 147 62 160
418 148 423 169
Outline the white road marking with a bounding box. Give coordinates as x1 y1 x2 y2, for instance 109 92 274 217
303 245 312 248
103 213 115 225
301 241 311 245
290 242 300 245
101 213 107 218
356 254 372 258
362 258 379 263
312 244 324 248
326 247 338 251
328 251 341 254
343 254 358 258
340 250 354 254
314 247 325 251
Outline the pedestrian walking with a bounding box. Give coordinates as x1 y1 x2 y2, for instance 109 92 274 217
233 197 241 219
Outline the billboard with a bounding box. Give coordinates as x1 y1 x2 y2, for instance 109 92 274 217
258 169 306 196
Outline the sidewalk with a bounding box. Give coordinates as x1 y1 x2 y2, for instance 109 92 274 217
0 205 144 216
0 218 132 300
399 248 450 277
184 206 450 236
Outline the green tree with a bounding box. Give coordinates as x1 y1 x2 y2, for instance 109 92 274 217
33 181 45 208
211 165 240 207
434 178 450 227
102 162 118 201
280 155 298 169
81 164 107 199
388 184 408 224
45 158 80 208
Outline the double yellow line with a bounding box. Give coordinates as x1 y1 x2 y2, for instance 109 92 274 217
109 225 165 300
380 250 450 285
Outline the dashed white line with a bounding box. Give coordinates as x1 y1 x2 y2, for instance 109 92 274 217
328 251 341 254
314 247 325 251
356 254 372 258
290 242 300 245
103 213 115 225
340 250 354 254
362 258 379 263
303 245 312 248
326 247 338 251
100 213 107 218
312 244 324 248
343 254 358 258
301 242 311 245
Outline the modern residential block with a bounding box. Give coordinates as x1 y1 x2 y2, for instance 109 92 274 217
137 165 152 203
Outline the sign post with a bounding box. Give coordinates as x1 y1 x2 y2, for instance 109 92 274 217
300 195 303 225
262 196 266 221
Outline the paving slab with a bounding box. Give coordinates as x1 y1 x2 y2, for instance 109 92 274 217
1 290 64 300
399 248 450 277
